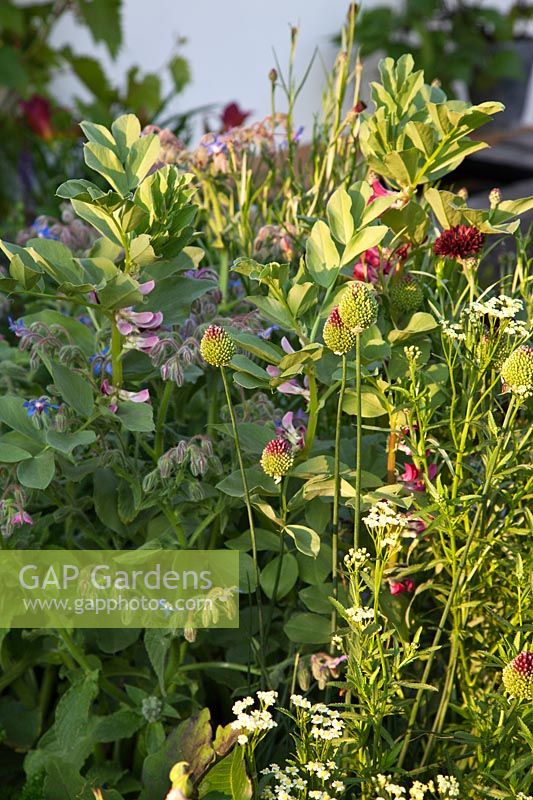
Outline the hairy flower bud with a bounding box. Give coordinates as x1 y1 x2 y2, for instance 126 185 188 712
260 437 294 483
501 345 533 397
323 306 357 354
338 281 378 333
200 325 235 367
489 187 502 208
502 652 533 700
389 275 424 314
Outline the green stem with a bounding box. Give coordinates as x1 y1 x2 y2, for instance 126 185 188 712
397 396 519 768
220 367 266 683
155 381 173 459
111 318 123 388
303 369 319 457
331 354 347 642
354 334 362 550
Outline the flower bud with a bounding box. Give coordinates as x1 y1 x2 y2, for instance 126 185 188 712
489 187 502 208
269 68 278 83
390 275 424 314
502 652 533 700
260 437 294 483
501 345 533 398
323 306 357 354
200 324 235 367
338 281 378 333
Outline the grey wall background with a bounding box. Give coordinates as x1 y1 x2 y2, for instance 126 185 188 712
49 0 533 138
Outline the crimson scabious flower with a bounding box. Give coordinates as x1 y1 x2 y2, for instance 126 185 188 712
502 652 533 700
433 225 485 261
200 325 235 367
221 102 251 131
323 306 357 355
260 438 294 483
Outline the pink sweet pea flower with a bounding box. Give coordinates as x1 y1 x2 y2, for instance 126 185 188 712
390 579 415 596
12 511 33 527
139 280 155 295
400 461 438 492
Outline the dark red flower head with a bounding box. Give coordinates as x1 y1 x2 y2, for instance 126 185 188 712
220 102 251 131
433 225 485 261
20 95 53 139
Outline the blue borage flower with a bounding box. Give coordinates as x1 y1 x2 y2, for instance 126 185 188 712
89 346 112 377
23 396 59 417
31 218 59 240
201 134 227 156
8 317 28 337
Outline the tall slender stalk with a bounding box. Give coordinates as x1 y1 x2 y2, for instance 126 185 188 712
397 396 519 768
220 367 266 683
354 334 362 550
331 354 347 642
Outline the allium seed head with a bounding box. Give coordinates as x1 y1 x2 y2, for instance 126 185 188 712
338 281 378 333
323 306 357 354
390 275 424 314
200 324 235 367
502 652 533 700
477 333 513 370
433 225 485 261
260 438 294 483
501 345 533 397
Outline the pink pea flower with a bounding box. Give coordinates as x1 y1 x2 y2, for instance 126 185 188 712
139 280 155 295
353 247 392 284
116 309 163 336
101 380 150 414
276 410 307 450
400 461 438 492
369 178 394 203
12 511 33 527
390 579 415 596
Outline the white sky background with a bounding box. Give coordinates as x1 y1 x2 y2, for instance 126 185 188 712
49 0 533 138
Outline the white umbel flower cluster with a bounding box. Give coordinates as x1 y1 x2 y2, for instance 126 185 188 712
231 690 278 745
344 547 370 569
363 502 409 531
345 605 375 626
371 774 460 800
467 295 523 321
261 759 345 800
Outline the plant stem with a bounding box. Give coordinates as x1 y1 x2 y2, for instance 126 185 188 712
331 354 347 642
303 369 319 457
155 380 173 459
220 367 266 683
111 318 123 388
397 396 519 768
354 334 362 550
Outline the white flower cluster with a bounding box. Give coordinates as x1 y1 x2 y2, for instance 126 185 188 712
345 605 375 626
331 635 343 651
404 345 422 363
516 794 533 800
344 546 370 569
467 295 523 320
231 691 278 744
371 774 460 800
309 703 345 741
440 318 466 341
363 502 408 531
290 694 312 710
261 760 345 800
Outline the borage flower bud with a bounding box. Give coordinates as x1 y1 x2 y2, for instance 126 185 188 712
502 652 533 700
501 345 533 398
338 281 378 333
200 324 235 367
390 275 424 314
260 437 294 483
323 306 357 354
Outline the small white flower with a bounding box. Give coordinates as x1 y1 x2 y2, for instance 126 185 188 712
237 734 248 745
290 693 312 709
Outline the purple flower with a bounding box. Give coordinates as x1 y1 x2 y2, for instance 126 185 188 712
12 511 33 527
89 347 112 377
101 379 150 413
258 325 279 340
31 217 59 240
116 309 163 336
276 410 307 449
202 135 227 156
23 396 58 417
8 317 28 337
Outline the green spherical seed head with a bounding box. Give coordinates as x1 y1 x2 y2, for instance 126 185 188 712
390 275 424 314
260 438 294 483
323 306 357 354
200 324 235 367
477 334 513 370
501 345 533 397
502 652 533 700
338 281 378 333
